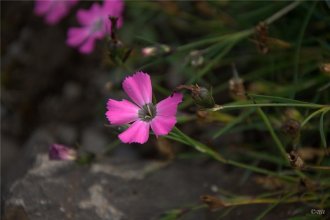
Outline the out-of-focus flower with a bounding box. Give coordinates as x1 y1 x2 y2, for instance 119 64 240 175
106 72 183 144
34 0 78 25
141 44 171 57
49 144 77 161
67 0 124 54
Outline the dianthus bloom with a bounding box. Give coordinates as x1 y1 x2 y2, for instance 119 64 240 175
106 72 183 144
66 0 124 54
34 0 78 25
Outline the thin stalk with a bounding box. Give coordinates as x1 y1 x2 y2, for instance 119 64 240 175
188 40 237 84
248 94 311 104
215 103 325 111
301 107 330 127
256 107 288 161
305 165 330 171
256 107 307 179
176 30 252 52
319 110 328 153
292 1 317 99
172 127 227 163
115 57 132 73
213 109 255 139
264 1 301 25
225 160 295 182
176 1 301 53
170 127 297 182
226 195 317 206
255 191 297 220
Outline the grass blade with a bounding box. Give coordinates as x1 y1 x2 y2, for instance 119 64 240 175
319 110 328 154
213 109 255 139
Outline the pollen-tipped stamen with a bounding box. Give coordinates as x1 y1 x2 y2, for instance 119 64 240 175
138 103 156 122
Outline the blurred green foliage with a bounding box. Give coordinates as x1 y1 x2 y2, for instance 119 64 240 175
109 1 330 218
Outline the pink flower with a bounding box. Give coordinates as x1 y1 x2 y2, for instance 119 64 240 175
106 72 183 144
34 0 78 25
66 0 124 54
49 144 77 160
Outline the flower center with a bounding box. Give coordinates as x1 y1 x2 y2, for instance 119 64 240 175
138 103 156 122
90 18 104 34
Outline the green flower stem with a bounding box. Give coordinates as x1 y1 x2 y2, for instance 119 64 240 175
225 160 295 182
256 107 307 180
213 109 255 139
115 57 132 73
176 30 252 53
292 1 317 99
305 165 330 171
256 107 288 161
301 107 330 127
172 127 226 163
215 103 326 111
176 1 300 53
226 194 317 207
170 127 297 182
264 1 301 25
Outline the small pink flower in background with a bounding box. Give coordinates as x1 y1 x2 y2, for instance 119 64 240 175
106 72 183 144
66 0 124 54
49 144 77 160
34 0 78 25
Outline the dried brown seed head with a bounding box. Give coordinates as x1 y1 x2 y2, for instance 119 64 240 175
281 119 301 139
288 150 305 169
200 195 226 211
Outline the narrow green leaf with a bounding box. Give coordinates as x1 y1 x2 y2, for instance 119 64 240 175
188 41 236 84
301 108 325 127
248 94 310 104
319 111 328 152
256 107 288 161
213 109 255 139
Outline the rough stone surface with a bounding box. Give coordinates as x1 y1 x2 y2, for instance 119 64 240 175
3 153 310 220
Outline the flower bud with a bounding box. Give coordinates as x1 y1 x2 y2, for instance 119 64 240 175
192 87 215 108
229 64 246 100
141 47 156 57
107 16 132 63
49 144 77 161
141 44 171 57
176 84 215 109
320 63 330 76
188 50 204 67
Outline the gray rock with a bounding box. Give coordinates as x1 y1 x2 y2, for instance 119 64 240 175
4 153 305 220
